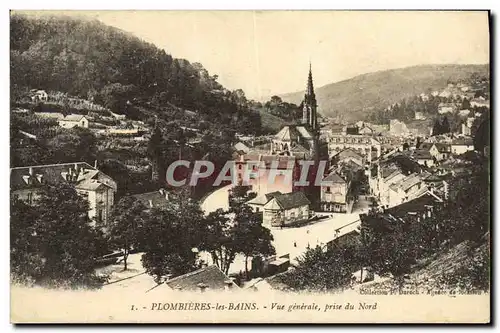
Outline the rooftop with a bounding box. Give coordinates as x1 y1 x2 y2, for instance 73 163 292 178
268 191 311 210
164 265 238 291
322 172 347 184
10 162 116 192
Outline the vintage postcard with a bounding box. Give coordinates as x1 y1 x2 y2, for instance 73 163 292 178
9 10 490 323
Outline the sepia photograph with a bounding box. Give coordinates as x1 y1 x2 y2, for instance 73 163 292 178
8 9 491 324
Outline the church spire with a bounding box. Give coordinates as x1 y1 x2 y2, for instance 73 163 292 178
302 63 318 131
306 62 316 103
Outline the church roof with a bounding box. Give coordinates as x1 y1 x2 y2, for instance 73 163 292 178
274 126 300 141
295 126 313 140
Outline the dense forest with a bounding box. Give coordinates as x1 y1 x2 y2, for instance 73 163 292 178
10 14 262 135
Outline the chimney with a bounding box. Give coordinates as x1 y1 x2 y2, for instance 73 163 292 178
94 160 98 169
148 199 153 208
224 279 234 291
197 283 208 293
29 167 34 176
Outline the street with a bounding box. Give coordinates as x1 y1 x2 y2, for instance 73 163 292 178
200 185 372 270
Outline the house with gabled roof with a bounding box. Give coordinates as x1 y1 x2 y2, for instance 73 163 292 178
58 114 90 129
147 265 239 293
386 172 429 208
263 191 311 227
10 162 116 227
247 191 282 213
320 171 351 213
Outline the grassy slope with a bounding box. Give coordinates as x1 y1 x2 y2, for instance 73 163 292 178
257 108 289 132
280 64 489 122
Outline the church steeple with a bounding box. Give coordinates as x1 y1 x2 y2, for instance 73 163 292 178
302 62 318 131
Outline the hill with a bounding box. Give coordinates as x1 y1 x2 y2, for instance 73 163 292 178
10 13 262 136
257 108 289 133
280 64 489 122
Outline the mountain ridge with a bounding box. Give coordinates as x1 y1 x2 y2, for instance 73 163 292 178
279 64 489 122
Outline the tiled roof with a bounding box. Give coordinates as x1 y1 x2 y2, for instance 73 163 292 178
412 149 433 160
247 191 282 206
270 191 311 210
165 265 238 291
234 142 250 154
385 193 443 218
10 162 115 192
392 173 423 192
130 191 169 208
332 148 363 161
322 172 346 184
451 138 474 146
295 126 313 140
60 114 86 122
274 126 300 141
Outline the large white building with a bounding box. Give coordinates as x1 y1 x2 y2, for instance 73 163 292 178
10 162 117 227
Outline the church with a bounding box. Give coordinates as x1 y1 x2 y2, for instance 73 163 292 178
234 64 325 197
270 63 320 160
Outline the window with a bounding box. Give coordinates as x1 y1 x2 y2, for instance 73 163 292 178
27 192 33 205
326 186 331 193
256 207 260 212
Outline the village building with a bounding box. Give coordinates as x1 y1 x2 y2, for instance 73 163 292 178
360 192 444 233
58 114 90 129
327 134 381 162
438 103 457 114
450 137 475 155
414 111 426 120
320 172 351 213
386 172 431 207
235 153 297 195
30 89 48 103
389 119 410 137
148 265 239 292
434 143 452 161
470 98 490 109
271 125 315 158
262 191 311 228
129 189 171 209
330 148 364 167
10 162 117 226
458 109 471 117
411 149 435 167
234 64 323 198
247 191 282 213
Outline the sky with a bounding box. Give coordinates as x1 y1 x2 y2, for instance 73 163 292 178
18 11 490 100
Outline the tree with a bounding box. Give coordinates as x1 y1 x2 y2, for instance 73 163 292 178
281 244 360 292
202 209 237 275
98 159 131 198
441 116 451 134
228 184 257 210
232 205 275 279
461 98 471 110
47 128 97 164
140 198 206 283
11 183 108 288
108 196 147 271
